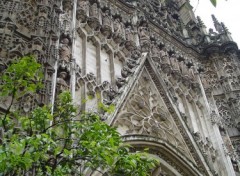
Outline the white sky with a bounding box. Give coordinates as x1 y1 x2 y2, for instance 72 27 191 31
189 0 240 47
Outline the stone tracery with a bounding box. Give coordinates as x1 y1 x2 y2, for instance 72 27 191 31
115 68 192 159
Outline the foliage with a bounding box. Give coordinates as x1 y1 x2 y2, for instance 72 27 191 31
0 56 158 176
210 0 217 7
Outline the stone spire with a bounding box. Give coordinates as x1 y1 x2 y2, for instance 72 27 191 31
211 14 223 34
197 16 205 28
221 22 233 41
197 16 208 36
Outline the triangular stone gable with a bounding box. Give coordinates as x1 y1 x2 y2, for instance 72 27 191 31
110 57 213 175
113 66 194 162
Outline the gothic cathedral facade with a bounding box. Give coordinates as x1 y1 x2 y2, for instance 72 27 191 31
0 0 240 175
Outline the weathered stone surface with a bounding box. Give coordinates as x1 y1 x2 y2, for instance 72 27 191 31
1 0 240 175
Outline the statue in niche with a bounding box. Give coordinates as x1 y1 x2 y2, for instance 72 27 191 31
89 3 98 18
159 47 170 65
102 9 111 27
101 9 112 38
113 17 124 42
78 0 88 11
170 54 180 71
180 61 188 77
186 65 195 80
138 22 149 41
59 37 71 63
151 42 159 57
57 71 69 92
77 0 89 22
22 95 33 113
151 42 161 63
125 25 135 42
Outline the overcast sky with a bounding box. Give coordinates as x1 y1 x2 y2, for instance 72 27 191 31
189 0 240 47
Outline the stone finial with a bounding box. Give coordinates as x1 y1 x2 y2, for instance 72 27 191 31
211 14 220 25
221 22 233 41
211 14 223 34
197 16 205 28
221 22 230 33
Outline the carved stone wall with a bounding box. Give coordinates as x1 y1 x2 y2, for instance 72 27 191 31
0 0 61 109
1 0 240 175
114 68 193 161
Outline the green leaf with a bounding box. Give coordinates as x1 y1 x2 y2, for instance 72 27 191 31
210 0 217 7
0 56 158 175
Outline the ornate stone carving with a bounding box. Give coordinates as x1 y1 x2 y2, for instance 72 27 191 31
159 47 171 74
116 77 126 89
77 0 89 22
124 23 136 51
88 1 100 30
102 87 118 105
59 36 71 63
112 14 125 44
121 65 133 78
215 96 234 128
1 0 240 174
138 17 150 52
101 7 112 38
115 68 192 158
56 71 69 93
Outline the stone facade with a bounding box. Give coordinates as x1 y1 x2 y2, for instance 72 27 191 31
0 0 240 175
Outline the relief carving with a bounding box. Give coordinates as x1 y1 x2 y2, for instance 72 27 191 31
88 2 100 30
115 69 191 158
77 0 89 22
113 15 125 44
101 8 112 38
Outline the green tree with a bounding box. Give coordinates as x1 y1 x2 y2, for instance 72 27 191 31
0 56 158 176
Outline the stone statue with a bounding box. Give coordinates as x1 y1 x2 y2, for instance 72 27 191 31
59 38 71 62
89 3 98 18
138 23 149 41
102 10 111 27
180 61 189 77
113 17 124 42
57 71 69 92
78 0 89 11
151 42 160 58
170 54 180 71
125 25 135 42
159 47 170 65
